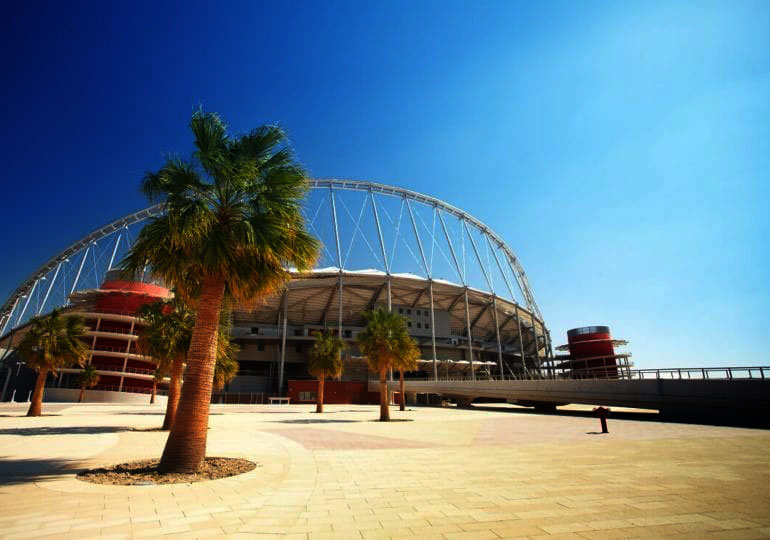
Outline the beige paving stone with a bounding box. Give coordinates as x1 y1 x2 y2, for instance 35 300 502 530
0 403 768 540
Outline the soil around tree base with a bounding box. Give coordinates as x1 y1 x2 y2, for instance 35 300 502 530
77 457 257 485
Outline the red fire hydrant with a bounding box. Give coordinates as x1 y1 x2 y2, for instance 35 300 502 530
593 406 610 433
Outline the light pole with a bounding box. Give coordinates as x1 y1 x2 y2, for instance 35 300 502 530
10 361 25 403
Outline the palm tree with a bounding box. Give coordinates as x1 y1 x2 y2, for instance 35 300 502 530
150 368 163 404
77 364 100 403
16 309 90 416
136 298 193 430
394 331 420 411
357 308 413 421
307 330 346 413
213 310 240 391
122 110 318 472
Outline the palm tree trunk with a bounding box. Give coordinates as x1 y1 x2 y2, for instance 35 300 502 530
159 276 224 473
150 381 157 404
78 388 84 403
399 370 405 411
379 367 390 421
162 356 184 431
316 378 324 413
26 368 48 417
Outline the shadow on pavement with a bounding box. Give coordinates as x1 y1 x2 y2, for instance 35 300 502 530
0 414 62 418
470 404 770 430
472 404 657 422
0 456 84 486
0 426 131 436
270 419 362 424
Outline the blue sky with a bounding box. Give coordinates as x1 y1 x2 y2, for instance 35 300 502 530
1 1 768 368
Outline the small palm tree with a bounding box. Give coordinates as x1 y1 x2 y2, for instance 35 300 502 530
213 310 240 390
136 298 194 429
123 110 318 472
308 330 346 413
394 332 420 411
77 364 100 403
358 308 413 421
16 309 90 416
150 368 164 404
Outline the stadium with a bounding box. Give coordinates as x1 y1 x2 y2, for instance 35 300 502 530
0 180 554 404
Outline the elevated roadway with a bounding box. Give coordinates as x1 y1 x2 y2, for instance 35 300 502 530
370 375 770 425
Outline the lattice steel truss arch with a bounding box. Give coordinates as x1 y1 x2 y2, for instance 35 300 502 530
0 180 544 336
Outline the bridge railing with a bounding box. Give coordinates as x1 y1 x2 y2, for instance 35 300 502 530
396 366 769 383
628 366 767 380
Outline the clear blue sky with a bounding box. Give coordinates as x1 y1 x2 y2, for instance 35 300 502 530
1 1 768 368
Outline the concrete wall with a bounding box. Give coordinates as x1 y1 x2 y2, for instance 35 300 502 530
44 388 167 404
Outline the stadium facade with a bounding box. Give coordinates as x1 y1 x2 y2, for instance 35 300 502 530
0 180 555 403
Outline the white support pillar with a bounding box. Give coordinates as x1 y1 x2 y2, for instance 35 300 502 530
429 281 438 381
464 289 474 381
515 304 527 378
387 276 393 382
279 292 288 395
337 273 343 339
492 297 504 380
531 316 543 378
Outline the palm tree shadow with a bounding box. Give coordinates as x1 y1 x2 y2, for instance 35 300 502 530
0 414 62 418
0 456 85 486
0 426 130 436
271 419 362 424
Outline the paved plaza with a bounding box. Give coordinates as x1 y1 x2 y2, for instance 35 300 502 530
0 402 768 539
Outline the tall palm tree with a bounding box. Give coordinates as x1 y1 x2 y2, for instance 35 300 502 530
16 309 89 416
122 110 318 472
136 298 194 430
77 364 100 403
358 308 413 421
394 331 420 411
307 330 346 413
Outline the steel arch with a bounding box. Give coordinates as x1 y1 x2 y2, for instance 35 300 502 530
0 180 543 334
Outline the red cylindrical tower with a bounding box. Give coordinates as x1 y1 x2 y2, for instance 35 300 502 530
563 325 621 378
57 270 172 401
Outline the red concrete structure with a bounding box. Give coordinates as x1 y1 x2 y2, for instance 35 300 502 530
553 326 631 379
55 270 172 399
287 380 379 405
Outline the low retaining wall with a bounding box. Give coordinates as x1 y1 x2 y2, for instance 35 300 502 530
44 388 167 405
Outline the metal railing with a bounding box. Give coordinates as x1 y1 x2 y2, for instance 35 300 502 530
91 344 147 357
628 366 767 380
392 365 770 383
88 308 137 317
91 364 155 376
211 392 266 404
91 326 138 336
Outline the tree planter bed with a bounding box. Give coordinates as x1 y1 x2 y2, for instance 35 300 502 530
77 457 256 485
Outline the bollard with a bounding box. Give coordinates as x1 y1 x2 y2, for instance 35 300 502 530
593 406 610 433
